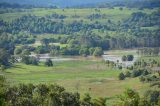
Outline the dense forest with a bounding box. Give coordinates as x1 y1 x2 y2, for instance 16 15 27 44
0 8 159 57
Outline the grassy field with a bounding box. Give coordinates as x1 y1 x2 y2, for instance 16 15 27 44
2 49 159 106
0 7 158 22
140 56 160 62
3 59 150 97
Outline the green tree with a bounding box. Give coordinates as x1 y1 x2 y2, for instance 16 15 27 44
93 47 103 56
127 55 134 61
21 55 30 65
118 89 140 106
79 47 89 56
45 59 53 67
89 48 95 55
0 49 10 66
118 72 125 80
122 55 127 61
41 38 50 46
14 48 22 55
0 76 7 106
125 71 131 77
81 93 94 106
22 49 31 55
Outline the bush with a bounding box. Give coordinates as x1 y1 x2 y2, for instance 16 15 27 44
93 47 103 56
122 55 127 61
45 59 53 67
118 65 123 70
22 49 31 55
118 72 125 80
125 71 131 77
139 76 145 82
30 58 39 65
127 55 134 61
122 55 134 61
131 70 139 78
0 65 6 71
144 90 160 105
142 70 149 76
21 56 39 65
14 48 22 55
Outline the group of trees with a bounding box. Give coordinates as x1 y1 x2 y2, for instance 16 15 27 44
140 74 160 84
0 75 160 106
1 9 159 51
119 68 150 80
117 89 160 106
122 55 134 61
0 2 34 9
0 76 108 106
21 55 53 67
2 15 110 34
0 33 15 69
137 48 160 56
87 13 107 20
124 11 160 28
134 59 160 68
118 57 160 89
21 56 39 65
97 0 160 9
46 13 67 19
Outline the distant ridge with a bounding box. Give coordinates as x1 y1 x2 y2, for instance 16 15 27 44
0 0 133 7
0 0 158 8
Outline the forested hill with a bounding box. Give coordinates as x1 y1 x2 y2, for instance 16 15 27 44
0 0 154 8
0 0 116 7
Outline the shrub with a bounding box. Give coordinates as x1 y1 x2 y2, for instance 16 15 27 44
142 70 149 76
21 56 39 65
125 71 131 77
93 47 103 56
118 65 123 70
45 59 53 67
127 55 134 61
118 72 125 80
144 90 160 105
139 76 145 82
131 70 139 78
0 65 6 71
122 55 127 61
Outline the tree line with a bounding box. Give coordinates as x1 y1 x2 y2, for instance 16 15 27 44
0 75 160 106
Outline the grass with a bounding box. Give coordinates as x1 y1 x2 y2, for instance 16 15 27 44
139 56 160 63
3 59 150 97
0 7 157 22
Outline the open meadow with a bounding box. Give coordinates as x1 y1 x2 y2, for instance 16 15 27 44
3 49 155 98
0 7 158 23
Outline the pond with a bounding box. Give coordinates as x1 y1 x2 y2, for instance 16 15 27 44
27 52 139 67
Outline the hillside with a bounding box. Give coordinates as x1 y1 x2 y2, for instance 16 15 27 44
0 0 143 7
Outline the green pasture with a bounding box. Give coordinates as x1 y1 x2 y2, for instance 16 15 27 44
0 7 157 22
139 56 160 63
4 59 150 97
